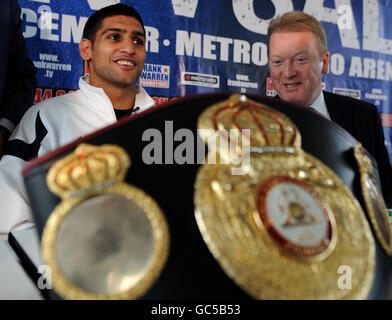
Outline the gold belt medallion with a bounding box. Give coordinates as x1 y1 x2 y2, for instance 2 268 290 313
42 144 169 300
354 144 392 255
194 94 375 299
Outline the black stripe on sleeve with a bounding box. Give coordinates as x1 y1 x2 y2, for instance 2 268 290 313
4 111 48 161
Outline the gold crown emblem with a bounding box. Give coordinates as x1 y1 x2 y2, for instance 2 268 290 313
46 144 130 198
198 94 301 151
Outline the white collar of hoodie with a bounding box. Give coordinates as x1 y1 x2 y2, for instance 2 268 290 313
79 76 155 114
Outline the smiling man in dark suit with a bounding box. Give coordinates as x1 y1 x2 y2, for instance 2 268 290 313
267 11 392 206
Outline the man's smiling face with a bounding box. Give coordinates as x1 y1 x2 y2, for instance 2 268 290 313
82 14 146 91
268 31 329 107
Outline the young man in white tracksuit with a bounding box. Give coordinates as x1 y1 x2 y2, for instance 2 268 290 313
0 4 155 234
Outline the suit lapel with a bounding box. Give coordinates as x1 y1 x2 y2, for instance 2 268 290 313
323 91 356 131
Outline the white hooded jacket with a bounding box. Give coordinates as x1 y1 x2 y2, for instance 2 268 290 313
0 77 155 234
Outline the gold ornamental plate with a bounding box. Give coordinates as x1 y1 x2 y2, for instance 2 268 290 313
42 144 169 300
354 144 392 255
194 94 375 299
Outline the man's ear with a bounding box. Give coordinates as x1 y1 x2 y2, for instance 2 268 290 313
321 51 330 74
79 38 92 62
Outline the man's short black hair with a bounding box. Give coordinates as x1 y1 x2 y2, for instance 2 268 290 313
83 4 145 42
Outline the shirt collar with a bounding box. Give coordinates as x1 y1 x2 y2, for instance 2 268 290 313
134 86 155 113
309 91 331 120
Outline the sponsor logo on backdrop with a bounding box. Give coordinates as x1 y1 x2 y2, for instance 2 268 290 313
266 77 276 97
140 64 170 88
181 72 219 88
152 96 170 105
365 88 388 106
381 113 392 127
333 88 361 99
34 88 75 104
227 74 258 93
33 52 72 79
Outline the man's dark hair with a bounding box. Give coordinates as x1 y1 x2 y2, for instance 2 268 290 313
83 4 145 43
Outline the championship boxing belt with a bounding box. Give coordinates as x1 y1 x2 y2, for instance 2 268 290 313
22 93 392 299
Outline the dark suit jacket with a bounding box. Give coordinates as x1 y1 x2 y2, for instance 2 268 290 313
323 91 392 206
0 0 37 130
